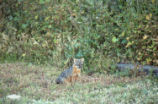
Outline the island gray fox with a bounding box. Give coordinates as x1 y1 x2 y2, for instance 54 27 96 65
56 58 84 84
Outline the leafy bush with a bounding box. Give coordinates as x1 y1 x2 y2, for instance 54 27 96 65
0 0 158 72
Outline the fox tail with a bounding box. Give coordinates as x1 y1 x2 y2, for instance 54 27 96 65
56 77 64 84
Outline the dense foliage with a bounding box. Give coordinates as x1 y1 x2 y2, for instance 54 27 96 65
0 0 158 72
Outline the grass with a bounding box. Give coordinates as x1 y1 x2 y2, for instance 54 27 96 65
0 63 158 104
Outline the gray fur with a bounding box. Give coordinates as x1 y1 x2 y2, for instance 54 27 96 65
56 67 73 84
56 58 84 84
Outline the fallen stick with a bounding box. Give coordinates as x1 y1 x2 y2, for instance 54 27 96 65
116 63 158 77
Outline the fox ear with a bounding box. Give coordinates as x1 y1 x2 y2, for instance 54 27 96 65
81 58 84 62
73 58 77 63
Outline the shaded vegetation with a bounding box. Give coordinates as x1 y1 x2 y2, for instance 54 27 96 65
0 0 158 72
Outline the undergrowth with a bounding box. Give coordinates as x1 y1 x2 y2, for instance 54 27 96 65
0 0 158 73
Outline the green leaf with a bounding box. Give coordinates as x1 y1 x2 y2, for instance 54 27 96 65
39 0 45 4
18 0 23 2
112 37 118 43
22 24 28 29
121 39 127 44
76 51 83 58
46 0 50 2
48 25 52 28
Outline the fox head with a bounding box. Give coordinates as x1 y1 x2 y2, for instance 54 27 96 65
73 58 84 69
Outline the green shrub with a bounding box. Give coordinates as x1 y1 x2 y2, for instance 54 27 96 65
0 0 158 72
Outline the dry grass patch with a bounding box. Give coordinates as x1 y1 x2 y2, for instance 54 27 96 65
0 63 157 104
